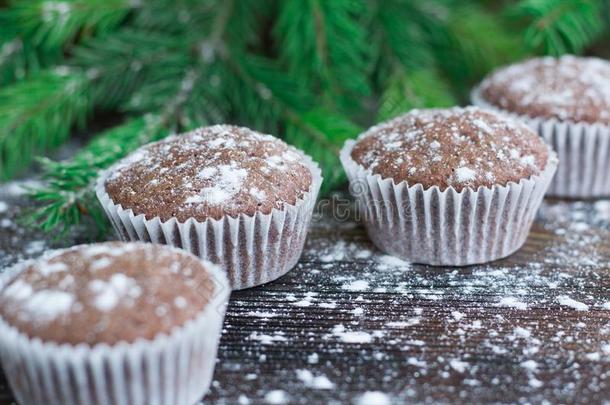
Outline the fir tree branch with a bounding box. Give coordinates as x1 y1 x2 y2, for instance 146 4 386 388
29 65 202 236
508 0 603 55
0 67 91 180
274 0 371 112
373 0 456 119
432 4 527 98
378 69 456 121
5 0 132 51
0 0 133 86
29 115 169 236
74 28 190 109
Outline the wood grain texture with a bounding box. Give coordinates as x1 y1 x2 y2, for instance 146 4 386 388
0 186 609 404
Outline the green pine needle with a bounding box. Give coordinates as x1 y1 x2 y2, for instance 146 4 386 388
5 0 131 51
0 68 91 180
29 115 169 236
285 109 361 195
378 69 456 122
510 0 603 55
275 0 371 112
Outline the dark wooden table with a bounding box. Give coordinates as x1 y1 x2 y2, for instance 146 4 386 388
1 180 609 404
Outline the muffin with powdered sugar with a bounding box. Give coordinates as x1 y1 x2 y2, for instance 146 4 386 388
341 107 557 266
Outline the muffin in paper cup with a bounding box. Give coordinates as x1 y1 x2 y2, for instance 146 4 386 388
472 55 610 198
95 125 322 290
0 242 230 405
340 107 558 266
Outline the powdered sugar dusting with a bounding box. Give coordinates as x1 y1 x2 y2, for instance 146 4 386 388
351 107 551 191
105 125 313 221
480 55 610 124
557 295 589 311
89 273 142 311
185 164 248 205
454 166 476 183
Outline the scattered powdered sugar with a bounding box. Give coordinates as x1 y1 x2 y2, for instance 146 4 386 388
449 359 469 373
328 324 373 344
342 280 369 292
295 369 335 390
89 273 142 311
250 187 267 201
2 279 34 301
557 295 589 311
21 289 74 323
264 390 288 404
0 201 8 214
249 332 287 344
37 261 68 276
454 166 476 183
354 391 391 405
497 296 528 310
186 164 248 205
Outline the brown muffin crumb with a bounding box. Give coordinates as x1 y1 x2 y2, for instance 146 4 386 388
0 242 216 345
478 55 610 124
105 125 313 222
351 107 550 191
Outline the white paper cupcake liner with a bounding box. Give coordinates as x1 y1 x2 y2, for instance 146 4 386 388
96 152 322 290
0 250 230 405
471 87 610 198
340 139 558 266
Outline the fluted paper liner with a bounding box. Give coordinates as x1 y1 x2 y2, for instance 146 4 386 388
0 250 230 405
472 87 610 198
340 139 558 266
96 152 322 290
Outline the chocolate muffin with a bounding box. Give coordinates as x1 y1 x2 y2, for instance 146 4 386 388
104 125 313 222
477 56 610 124
96 125 322 289
0 242 229 405
473 55 610 197
350 107 550 191
341 107 558 266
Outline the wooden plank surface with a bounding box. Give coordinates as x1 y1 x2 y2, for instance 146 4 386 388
0 181 609 404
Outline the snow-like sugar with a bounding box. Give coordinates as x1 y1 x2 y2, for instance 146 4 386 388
337 330 373 344
497 296 528 310
342 280 369 291
449 359 469 373
89 273 141 311
264 390 288 404
520 360 538 371
557 295 589 311
90 257 113 271
185 164 247 205
454 166 476 183
23 290 74 322
197 167 218 179
0 201 8 213
355 391 391 405
451 311 465 321
249 332 287 344
38 261 68 276
295 369 335 389
3 279 34 301
472 118 493 133
250 187 267 201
